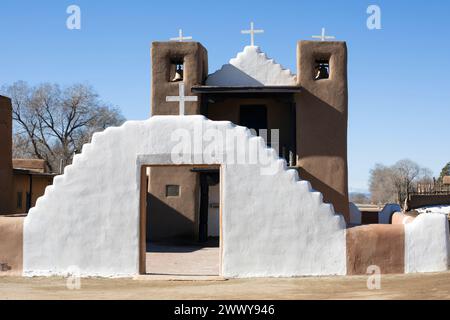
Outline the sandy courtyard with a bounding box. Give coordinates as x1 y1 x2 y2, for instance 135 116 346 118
1 271 450 300
146 243 220 276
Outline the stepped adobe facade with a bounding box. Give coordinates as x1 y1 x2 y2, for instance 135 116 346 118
0 37 448 278
148 40 349 242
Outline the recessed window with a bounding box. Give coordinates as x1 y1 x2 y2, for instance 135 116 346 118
166 185 180 197
314 59 330 80
170 58 184 82
16 192 23 209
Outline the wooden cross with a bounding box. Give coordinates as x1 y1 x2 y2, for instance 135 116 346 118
166 82 198 115
169 29 193 42
312 28 335 41
241 22 264 46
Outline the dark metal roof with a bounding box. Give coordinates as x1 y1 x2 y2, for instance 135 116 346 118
191 85 301 94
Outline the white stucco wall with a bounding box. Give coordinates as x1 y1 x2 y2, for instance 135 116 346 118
405 213 450 273
206 46 297 86
23 116 346 277
223 164 346 277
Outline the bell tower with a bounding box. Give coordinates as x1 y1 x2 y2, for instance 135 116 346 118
0 96 13 214
147 40 209 242
151 41 208 115
295 40 350 222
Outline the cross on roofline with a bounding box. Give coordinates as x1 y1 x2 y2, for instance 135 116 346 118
241 22 264 46
166 82 198 116
169 29 193 42
312 28 335 41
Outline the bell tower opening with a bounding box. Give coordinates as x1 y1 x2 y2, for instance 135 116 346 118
170 58 184 82
314 59 330 80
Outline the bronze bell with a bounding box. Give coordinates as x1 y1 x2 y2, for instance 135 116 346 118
172 65 184 82
315 64 329 80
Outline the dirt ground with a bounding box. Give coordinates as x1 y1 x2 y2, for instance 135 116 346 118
146 243 220 276
1 271 450 300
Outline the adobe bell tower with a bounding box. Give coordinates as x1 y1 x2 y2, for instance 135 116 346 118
147 39 209 242
151 41 208 115
295 40 350 222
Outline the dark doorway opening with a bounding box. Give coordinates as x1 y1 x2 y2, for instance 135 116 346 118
239 105 268 134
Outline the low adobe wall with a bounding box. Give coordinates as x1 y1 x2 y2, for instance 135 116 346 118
347 213 449 275
346 224 405 275
393 211 450 232
0 216 24 276
391 212 417 225
405 214 449 273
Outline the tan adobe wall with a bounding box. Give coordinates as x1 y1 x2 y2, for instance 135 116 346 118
391 212 417 225
0 216 24 276
295 41 349 222
147 166 199 241
346 224 405 275
0 96 13 214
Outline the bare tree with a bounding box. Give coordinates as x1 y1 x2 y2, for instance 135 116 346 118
391 159 421 204
369 164 397 205
369 160 433 205
11 132 33 159
2 81 125 173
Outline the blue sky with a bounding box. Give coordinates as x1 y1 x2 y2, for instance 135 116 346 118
1 0 449 192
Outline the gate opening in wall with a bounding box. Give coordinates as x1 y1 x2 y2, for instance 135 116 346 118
139 165 222 277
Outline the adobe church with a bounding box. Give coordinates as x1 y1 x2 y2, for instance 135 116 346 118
0 26 448 278
148 27 349 242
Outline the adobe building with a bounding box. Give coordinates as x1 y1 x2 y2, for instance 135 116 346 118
148 40 349 242
0 33 448 278
11 159 55 214
0 96 55 215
